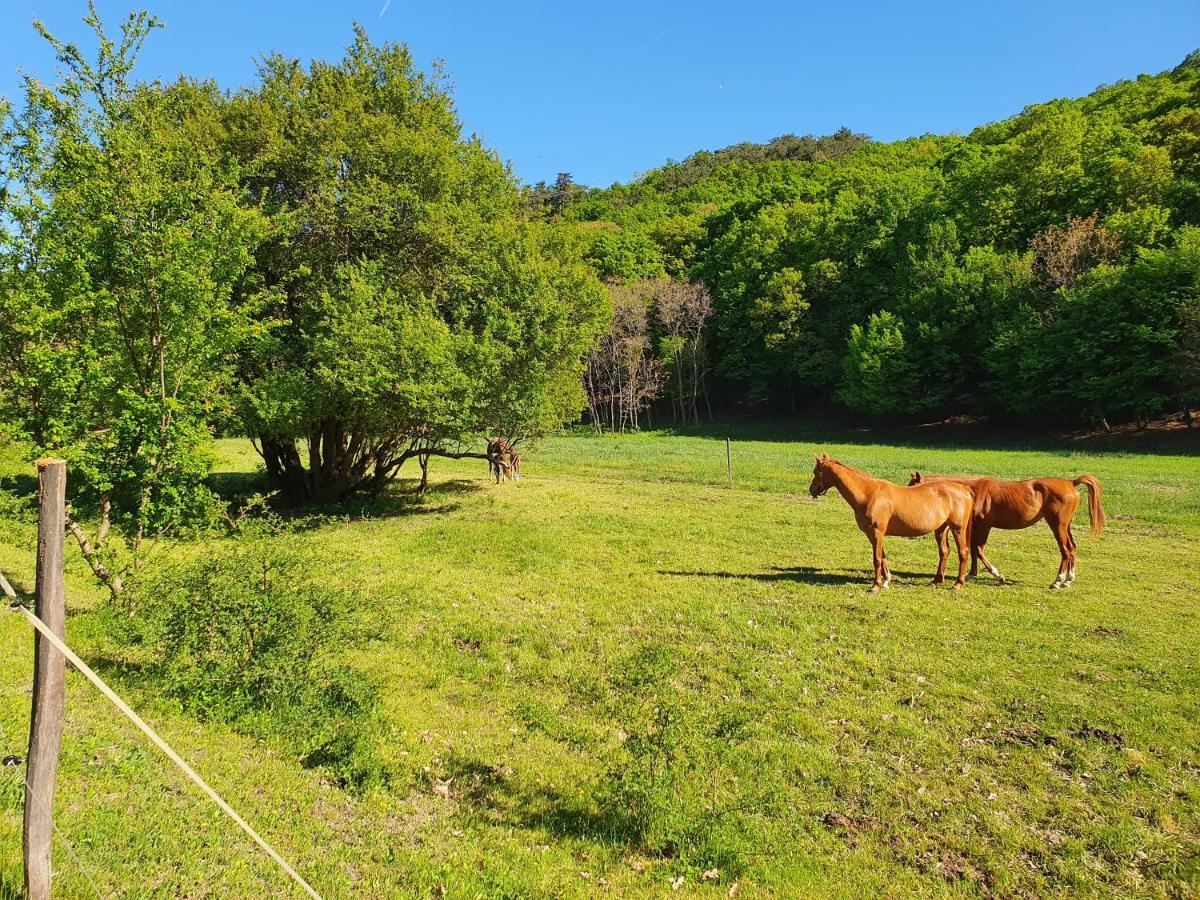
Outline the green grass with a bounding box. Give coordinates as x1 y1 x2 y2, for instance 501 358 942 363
2 427 1199 897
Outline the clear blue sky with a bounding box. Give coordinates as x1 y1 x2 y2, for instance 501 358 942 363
2 1 1197 188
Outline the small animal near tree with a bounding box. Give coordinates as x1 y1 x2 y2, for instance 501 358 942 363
809 454 974 593
908 472 1104 588
487 438 521 483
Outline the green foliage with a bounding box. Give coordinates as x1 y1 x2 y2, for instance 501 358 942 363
839 311 919 414
599 644 755 874
583 226 667 281
130 518 386 788
227 30 607 501
0 8 263 539
564 54 1200 423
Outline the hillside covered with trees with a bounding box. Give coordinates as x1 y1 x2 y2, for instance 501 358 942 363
551 53 1200 427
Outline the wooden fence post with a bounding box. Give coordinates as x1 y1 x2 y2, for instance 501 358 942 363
725 438 733 489
24 459 67 900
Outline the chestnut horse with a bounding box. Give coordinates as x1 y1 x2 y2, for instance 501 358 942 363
809 454 975 593
486 437 521 483
908 472 1104 588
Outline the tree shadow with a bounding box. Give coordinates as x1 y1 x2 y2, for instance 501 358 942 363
206 469 265 501
658 565 931 586
641 413 1199 456
0 473 36 498
0 872 23 900
443 754 640 847
207 469 486 527
308 478 484 523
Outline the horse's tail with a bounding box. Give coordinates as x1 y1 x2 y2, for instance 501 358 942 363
1072 474 1105 535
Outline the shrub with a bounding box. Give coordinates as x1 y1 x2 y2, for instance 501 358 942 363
132 517 386 789
598 644 752 875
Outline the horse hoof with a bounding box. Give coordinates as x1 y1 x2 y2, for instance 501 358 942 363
1050 582 1062 590
928 579 943 587
952 580 965 589
869 586 881 595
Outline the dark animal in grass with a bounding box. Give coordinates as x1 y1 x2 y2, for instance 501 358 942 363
486 437 521 483
908 472 1104 588
809 453 975 593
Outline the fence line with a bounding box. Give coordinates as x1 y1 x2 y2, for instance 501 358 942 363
12 604 323 900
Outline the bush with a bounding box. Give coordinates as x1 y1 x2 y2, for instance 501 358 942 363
598 644 753 875
131 517 387 789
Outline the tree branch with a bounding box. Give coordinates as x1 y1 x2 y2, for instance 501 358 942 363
65 512 124 600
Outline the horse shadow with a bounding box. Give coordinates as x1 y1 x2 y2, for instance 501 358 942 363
657 565 929 586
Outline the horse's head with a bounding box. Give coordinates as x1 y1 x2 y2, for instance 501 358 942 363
908 471 924 486
809 452 834 498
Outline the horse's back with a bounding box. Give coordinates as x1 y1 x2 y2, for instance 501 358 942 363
881 480 973 536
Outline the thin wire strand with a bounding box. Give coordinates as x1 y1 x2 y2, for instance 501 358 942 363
0 720 106 899
12 604 323 900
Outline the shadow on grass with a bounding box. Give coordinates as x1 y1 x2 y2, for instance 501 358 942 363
0 473 36 498
659 565 935 586
635 413 1199 456
444 755 640 847
296 478 484 525
0 872 23 900
207 467 486 526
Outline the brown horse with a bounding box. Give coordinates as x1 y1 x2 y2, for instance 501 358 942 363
486 437 521 483
908 472 1105 588
809 454 975 593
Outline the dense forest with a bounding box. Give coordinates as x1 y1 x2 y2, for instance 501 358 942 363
543 53 1200 427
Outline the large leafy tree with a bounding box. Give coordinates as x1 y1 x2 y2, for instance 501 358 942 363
227 31 606 503
0 5 263 592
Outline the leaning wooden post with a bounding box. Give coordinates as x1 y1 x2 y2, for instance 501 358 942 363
725 437 733 489
24 459 67 900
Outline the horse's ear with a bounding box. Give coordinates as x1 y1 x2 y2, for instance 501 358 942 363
912 470 922 482
821 452 829 460
813 453 821 463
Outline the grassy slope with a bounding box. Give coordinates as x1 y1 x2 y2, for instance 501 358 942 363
1 429 1198 898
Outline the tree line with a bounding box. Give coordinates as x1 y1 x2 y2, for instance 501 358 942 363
554 52 1200 427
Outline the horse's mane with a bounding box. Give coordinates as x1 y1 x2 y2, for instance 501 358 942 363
826 457 881 481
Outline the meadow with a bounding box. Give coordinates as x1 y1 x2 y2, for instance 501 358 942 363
1 426 1198 898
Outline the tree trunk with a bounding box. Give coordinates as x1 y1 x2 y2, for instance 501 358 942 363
417 453 430 496
256 431 491 504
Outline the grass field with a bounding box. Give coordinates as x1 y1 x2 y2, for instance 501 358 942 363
1 426 1199 898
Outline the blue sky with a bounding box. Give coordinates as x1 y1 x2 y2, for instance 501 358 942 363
2 1 1197 187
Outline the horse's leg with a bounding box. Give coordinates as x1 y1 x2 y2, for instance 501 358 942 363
930 525 949 585
881 549 891 589
869 530 886 594
1048 514 1071 589
1066 523 1077 585
951 522 970 588
973 524 1005 583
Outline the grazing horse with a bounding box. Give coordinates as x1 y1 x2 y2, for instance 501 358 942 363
908 472 1104 588
487 437 510 482
809 453 975 593
486 437 521 483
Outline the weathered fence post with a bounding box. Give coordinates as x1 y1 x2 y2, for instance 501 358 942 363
24 459 67 900
725 437 733 489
